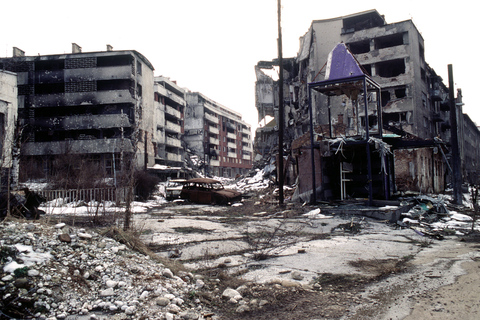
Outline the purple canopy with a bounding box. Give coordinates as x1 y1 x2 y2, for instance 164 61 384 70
325 43 365 80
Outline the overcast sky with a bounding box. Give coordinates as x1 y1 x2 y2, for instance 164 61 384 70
2 0 475 134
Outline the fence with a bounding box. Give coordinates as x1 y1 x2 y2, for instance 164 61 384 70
35 187 132 206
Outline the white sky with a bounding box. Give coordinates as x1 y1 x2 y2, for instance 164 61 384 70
2 0 476 135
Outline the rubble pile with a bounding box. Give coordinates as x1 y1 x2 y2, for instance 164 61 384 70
398 195 477 238
0 221 214 320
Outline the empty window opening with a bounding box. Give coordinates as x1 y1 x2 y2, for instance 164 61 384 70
360 115 378 128
362 64 372 76
395 87 406 98
374 33 405 50
381 90 391 107
35 82 65 94
384 112 408 125
419 43 425 61
35 59 65 71
97 55 133 67
136 60 142 75
97 79 133 91
376 59 405 78
349 40 370 54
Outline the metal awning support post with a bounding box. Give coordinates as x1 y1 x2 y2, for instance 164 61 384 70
308 84 317 204
363 77 374 206
448 64 462 205
277 0 285 205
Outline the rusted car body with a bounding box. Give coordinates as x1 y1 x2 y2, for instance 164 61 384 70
180 178 242 205
165 179 187 200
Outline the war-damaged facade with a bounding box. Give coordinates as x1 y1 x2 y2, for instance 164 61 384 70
184 92 253 178
153 76 185 168
0 45 156 179
0 70 18 187
254 10 478 200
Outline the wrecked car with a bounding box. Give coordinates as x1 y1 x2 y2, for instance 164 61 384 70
180 178 242 205
165 179 187 200
0 188 46 221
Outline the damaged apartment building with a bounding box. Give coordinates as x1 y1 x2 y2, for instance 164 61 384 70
153 76 185 171
0 45 254 183
255 9 479 201
0 69 18 187
184 92 253 178
0 45 156 181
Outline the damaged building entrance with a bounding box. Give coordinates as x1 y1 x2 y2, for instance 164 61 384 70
300 43 393 204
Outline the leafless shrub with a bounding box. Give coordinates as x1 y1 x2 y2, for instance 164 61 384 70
243 218 304 261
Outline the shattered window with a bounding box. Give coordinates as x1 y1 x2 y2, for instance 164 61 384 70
376 59 405 78
348 40 370 54
36 59 65 71
381 90 391 107
35 82 65 94
374 33 405 50
97 55 133 67
395 87 406 98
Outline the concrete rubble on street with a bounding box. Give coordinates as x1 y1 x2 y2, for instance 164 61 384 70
1 170 479 319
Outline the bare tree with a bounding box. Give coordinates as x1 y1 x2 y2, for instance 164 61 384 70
470 185 479 234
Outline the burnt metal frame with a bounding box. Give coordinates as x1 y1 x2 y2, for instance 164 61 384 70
307 75 383 205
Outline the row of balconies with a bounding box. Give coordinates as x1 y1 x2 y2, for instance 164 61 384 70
165 136 182 148
165 105 182 119
208 137 252 151
208 125 219 134
207 155 252 167
166 153 182 162
205 112 219 124
21 138 134 156
165 120 181 133
34 114 131 131
31 89 135 108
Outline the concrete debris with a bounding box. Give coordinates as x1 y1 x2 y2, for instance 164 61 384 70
398 194 478 238
0 221 219 319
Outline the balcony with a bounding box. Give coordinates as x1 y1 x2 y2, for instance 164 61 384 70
430 88 445 102
165 120 181 133
166 136 182 148
228 152 237 158
208 126 219 134
242 127 251 135
210 159 220 167
227 142 236 149
165 91 185 106
21 138 134 156
227 132 236 139
209 137 219 145
243 154 251 160
166 153 182 162
242 144 253 152
34 90 135 108
205 112 219 124
440 100 450 112
35 114 131 131
165 105 181 119
242 136 250 143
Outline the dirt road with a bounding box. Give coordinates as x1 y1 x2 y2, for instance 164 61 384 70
345 239 480 320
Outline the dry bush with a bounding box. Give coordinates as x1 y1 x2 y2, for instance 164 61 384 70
100 226 186 275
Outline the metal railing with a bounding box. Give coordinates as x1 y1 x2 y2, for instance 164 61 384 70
35 187 131 206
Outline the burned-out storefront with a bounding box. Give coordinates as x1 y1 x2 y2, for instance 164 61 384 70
292 43 393 204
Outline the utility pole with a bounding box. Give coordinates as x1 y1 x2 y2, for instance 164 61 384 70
448 64 462 205
277 0 285 205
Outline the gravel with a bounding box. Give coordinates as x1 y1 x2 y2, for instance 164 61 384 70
0 220 211 319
